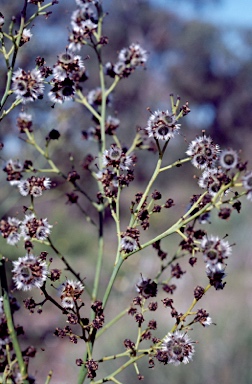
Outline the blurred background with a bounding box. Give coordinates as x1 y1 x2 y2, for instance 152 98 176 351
1 0 252 383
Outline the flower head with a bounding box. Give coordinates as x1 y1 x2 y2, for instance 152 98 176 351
12 68 44 103
60 280 85 309
53 51 85 81
16 112 33 133
17 176 51 197
120 235 138 253
48 77 76 104
0 217 21 245
198 168 230 196
20 213 52 241
206 262 227 290
186 135 220 169
242 171 252 201
103 144 133 171
12 254 48 291
219 149 239 169
201 235 231 267
136 276 157 299
160 331 195 366
146 110 180 141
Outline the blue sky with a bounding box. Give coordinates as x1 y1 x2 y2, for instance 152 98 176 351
151 0 252 27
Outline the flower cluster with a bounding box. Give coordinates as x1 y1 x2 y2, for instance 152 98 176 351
120 227 140 254
68 0 99 51
12 68 44 103
186 135 220 169
201 235 231 290
60 280 85 309
146 110 181 141
242 171 252 201
12 253 48 291
105 43 148 78
156 331 195 366
48 50 88 103
97 145 135 198
3 158 32 183
0 217 21 245
16 176 51 197
1 214 52 245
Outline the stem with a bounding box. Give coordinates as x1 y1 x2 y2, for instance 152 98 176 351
102 255 124 309
92 211 104 302
129 154 163 227
92 354 146 384
44 371 53 384
96 307 130 339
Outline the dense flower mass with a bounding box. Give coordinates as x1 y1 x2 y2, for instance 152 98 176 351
103 145 133 170
60 280 85 309
160 331 195 365
198 168 230 196
186 136 220 169
12 254 48 291
201 235 231 267
17 176 51 197
105 43 147 78
12 68 44 103
0 217 20 245
20 213 52 241
146 110 180 141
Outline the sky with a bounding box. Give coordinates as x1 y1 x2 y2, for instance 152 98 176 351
150 0 252 28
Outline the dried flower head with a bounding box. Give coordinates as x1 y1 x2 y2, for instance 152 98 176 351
61 280 85 309
12 254 48 291
198 168 230 196
16 112 33 133
17 176 51 197
201 235 231 267
53 50 85 81
103 144 133 170
160 331 195 365
3 159 24 183
12 68 44 103
242 171 252 201
136 276 157 299
146 110 180 141
48 77 76 104
219 149 239 169
20 213 52 241
0 217 21 245
206 262 227 290
186 135 220 169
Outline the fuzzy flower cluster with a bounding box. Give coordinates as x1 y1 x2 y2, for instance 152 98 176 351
105 43 147 78
48 50 88 104
186 137 241 197
12 253 48 291
242 171 252 201
68 0 99 51
200 235 231 290
186 135 220 170
146 110 181 141
120 227 140 254
16 176 51 197
97 145 135 198
0 214 52 246
156 331 195 366
60 280 85 309
12 68 44 103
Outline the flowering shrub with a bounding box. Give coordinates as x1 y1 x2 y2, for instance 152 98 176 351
0 1 251 383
